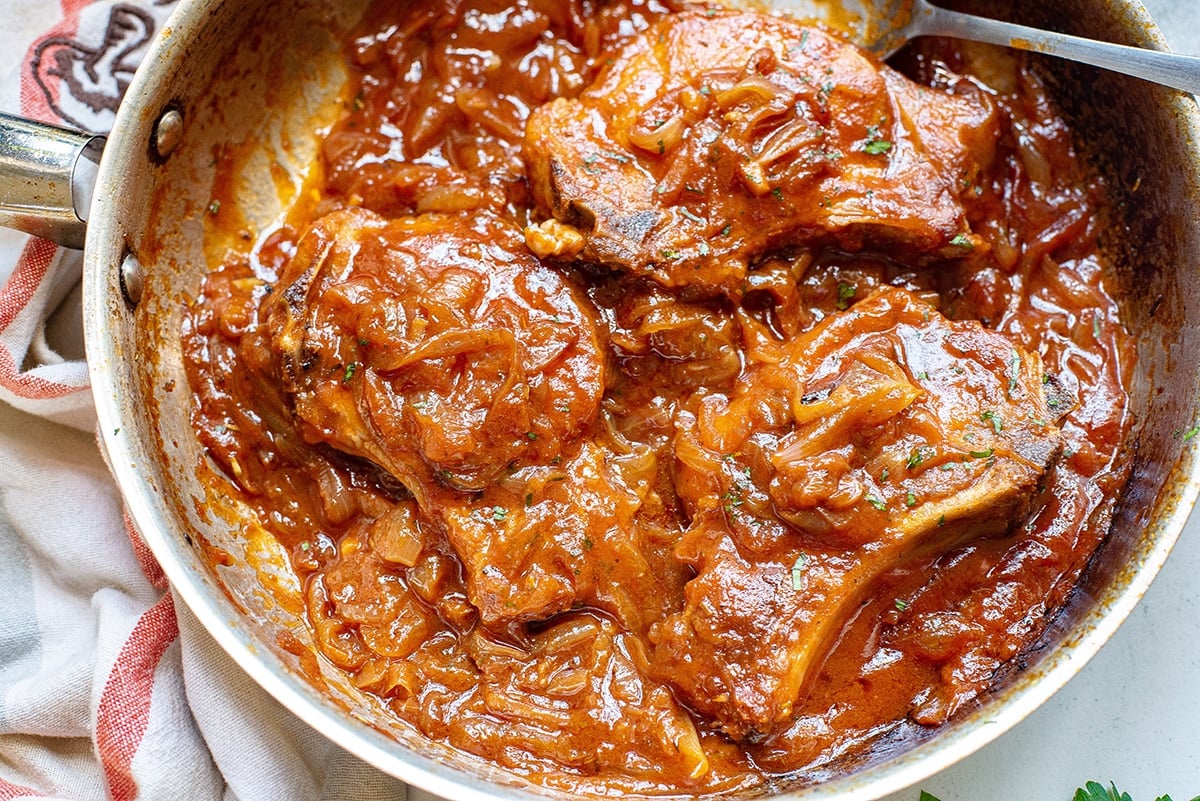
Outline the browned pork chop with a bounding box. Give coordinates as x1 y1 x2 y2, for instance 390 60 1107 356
524 10 999 296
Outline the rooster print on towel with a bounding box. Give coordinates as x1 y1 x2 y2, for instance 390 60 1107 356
28 1 177 133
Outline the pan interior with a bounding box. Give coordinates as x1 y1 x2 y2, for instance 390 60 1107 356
83 0 1200 798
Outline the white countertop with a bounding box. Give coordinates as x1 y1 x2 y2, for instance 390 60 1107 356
414 5 1200 801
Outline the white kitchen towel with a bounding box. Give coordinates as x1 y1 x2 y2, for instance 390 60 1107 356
0 2 407 799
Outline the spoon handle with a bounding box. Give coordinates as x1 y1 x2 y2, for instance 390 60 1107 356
917 4 1200 95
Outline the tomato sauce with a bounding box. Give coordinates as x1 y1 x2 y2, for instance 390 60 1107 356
182 0 1134 794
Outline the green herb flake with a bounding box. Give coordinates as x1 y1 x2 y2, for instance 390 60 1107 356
836 282 857 310
583 537 595 550
207 199 221 215
1008 348 1021 396
660 247 682 260
771 186 785 202
525 492 534 508
906 448 927 470
657 139 665 155
299 541 311 551
866 495 886 511
894 598 909 612
981 409 1002 433
525 431 538 441
905 491 918 507
342 362 358 383
863 125 892 155
881 467 889 482
937 514 946 526
1182 425 1200 442
969 448 995 459
950 233 973 248
790 554 809 591
919 793 944 801
491 506 508 522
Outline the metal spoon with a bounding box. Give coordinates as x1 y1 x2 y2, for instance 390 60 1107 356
767 0 1200 94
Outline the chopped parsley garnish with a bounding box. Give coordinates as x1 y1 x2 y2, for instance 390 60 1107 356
863 125 892 155
950 233 974 248
491 506 508 521
342 362 358 383
525 431 538 441
723 490 744 511
969 448 995 459
981 409 1003 433
836 282 857 310
525 492 533 508
1182 425 1200 442
866 495 886 511
660 247 682 260
207 199 221 215
1008 348 1021 396
905 491 918 507
907 447 929 470
791 554 809 591
894 599 909 612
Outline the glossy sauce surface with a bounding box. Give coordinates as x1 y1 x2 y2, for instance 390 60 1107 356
182 1 1134 795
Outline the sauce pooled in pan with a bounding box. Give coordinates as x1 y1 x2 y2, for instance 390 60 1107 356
182 0 1134 793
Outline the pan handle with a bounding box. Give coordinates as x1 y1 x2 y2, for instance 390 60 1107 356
0 113 105 250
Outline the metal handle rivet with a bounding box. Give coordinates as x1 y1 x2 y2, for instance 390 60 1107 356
154 109 184 159
119 251 144 308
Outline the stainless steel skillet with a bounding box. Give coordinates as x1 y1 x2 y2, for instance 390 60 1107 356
4 0 1200 798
